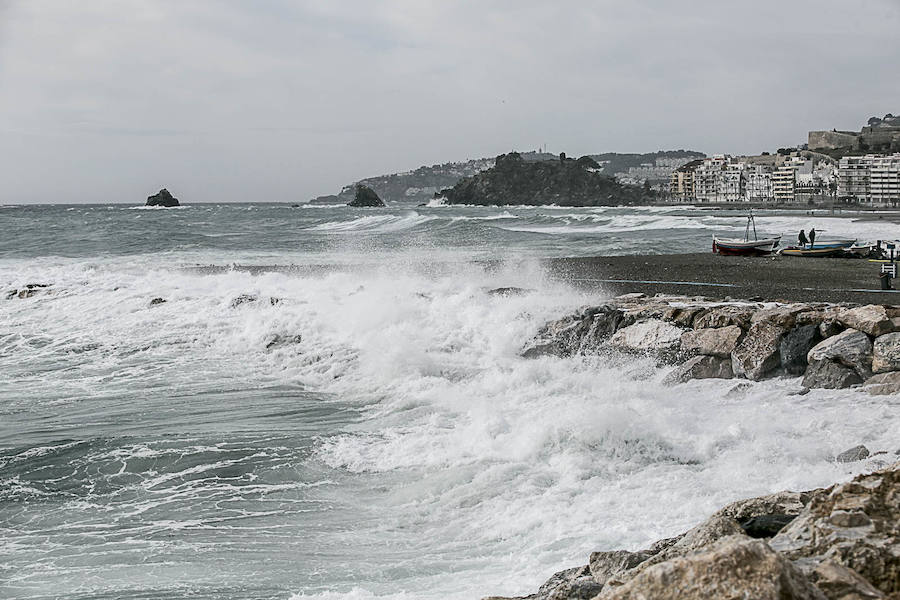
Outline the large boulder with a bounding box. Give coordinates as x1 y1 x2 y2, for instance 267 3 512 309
521 306 625 358
661 305 707 328
663 355 733 384
837 305 897 337
809 560 887 600
769 461 900 596
780 324 822 375
599 536 826 600
751 304 811 329
348 184 385 207
863 371 900 396
807 329 873 379
731 321 785 380
680 325 742 357
871 332 900 374
608 319 683 355
802 359 863 389
146 188 180 207
693 305 754 330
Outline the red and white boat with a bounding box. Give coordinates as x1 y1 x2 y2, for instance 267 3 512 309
712 212 781 256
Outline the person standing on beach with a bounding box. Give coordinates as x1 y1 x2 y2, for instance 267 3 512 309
808 228 816 248
798 230 808 246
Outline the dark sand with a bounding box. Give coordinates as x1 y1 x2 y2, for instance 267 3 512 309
544 253 900 305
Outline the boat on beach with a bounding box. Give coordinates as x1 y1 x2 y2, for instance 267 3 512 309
779 246 849 257
712 211 781 255
779 239 856 257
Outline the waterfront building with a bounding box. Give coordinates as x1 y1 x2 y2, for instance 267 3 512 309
745 166 773 201
669 159 702 201
837 155 872 202
870 154 900 206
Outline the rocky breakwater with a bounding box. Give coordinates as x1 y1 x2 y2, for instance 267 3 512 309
484 460 900 600
521 294 900 395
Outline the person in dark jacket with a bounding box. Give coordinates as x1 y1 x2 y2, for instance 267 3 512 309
798 230 808 246
808 228 816 247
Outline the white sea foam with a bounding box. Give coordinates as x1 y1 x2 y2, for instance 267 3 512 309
3 250 896 599
308 212 437 233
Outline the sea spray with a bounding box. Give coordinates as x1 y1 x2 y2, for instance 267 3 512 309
2 205 898 599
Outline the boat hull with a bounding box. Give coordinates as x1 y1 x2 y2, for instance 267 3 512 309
780 246 849 258
712 236 781 256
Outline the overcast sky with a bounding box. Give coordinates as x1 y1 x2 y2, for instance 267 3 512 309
1 1 899 203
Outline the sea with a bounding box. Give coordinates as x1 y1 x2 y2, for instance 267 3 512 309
2 202 898 600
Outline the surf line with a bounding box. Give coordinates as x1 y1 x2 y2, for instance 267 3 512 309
565 278 738 288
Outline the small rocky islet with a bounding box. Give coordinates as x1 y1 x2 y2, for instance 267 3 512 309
145 188 180 207
347 184 385 207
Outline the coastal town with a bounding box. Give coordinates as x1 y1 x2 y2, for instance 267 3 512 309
658 114 900 205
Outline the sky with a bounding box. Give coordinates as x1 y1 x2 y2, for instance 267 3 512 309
1 1 899 204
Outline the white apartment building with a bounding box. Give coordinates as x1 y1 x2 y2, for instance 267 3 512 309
772 157 812 202
745 166 773 201
837 154 900 204
870 154 900 206
693 155 728 202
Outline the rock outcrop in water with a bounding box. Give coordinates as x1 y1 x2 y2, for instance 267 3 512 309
483 460 900 600
347 185 385 207
146 189 180 207
520 294 900 393
438 152 654 206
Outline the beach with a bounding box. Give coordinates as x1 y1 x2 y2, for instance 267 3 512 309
545 253 899 305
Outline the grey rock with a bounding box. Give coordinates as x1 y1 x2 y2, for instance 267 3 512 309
770 461 900 596
802 359 863 389
680 325 742 357
693 305 754 330
872 332 900 373
835 445 870 463
863 371 900 396
662 306 706 328
264 334 303 350
608 319 683 355
146 188 179 207
664 355 733 384
149 297 166 306
589 550 651 586
838 305 897 337
780 324 822 375
809 560 886 600
599 536 826 600
807 329 873 379
751 304 810 329
819 319 844 339
487 287 533 297
731 321 786 381
347 184 385 207
739 514 797 538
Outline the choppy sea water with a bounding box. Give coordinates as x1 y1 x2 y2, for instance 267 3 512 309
1 202 898 600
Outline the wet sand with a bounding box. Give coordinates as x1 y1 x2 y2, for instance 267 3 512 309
545 253 900 305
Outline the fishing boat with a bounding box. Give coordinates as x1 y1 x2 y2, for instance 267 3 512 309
712 211 781 256
779 239 856 257
779 246 849 258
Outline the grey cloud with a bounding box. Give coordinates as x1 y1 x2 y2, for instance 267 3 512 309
1 0 898 203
